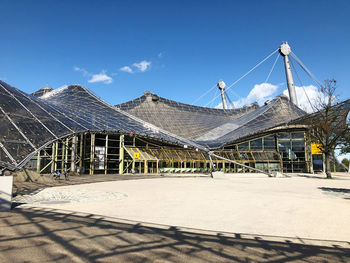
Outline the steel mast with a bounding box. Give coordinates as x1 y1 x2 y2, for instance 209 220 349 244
217 81 228 109
279 42 298 106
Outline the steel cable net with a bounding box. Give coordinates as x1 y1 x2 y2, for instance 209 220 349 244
3 79 347 171
196 96 307 148
117 92 306 149
0 81 205 169
116 91 259 140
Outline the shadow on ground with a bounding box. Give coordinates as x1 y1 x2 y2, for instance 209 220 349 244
0 208 349 262
319 187 350 194
318 187 350 200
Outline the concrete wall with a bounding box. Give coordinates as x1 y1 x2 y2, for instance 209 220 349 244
0 176 13 211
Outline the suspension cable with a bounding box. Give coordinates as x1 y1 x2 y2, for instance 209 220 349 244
224 90 234 109
289 57 316 112
226 87 241 100
210 87 219 108
191 83 217 105
204 48 279 107
265 52 280 83
290 52 324 88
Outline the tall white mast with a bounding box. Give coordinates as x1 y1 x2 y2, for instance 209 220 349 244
279 42 298 106
217 81 228 109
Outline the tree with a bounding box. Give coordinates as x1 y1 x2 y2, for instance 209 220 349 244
341 158 349 172
309 79 349 178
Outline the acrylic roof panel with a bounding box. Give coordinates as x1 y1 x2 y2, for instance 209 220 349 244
196 96 307 148
40 85 205 147
115 92 259 140
0 81 205 169
2 78 337 170
289 98 350 126
0 81 83 168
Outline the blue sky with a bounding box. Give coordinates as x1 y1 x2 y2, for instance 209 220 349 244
0 0 349 108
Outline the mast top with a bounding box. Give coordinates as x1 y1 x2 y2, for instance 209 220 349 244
279 42 291 56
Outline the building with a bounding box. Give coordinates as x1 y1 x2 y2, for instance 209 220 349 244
1 79 348 175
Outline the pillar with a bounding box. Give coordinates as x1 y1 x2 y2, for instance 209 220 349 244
90 133 95 175
105 134 108 175
119 135 124 174
79 134 84 170
71 135 77 172
36 150 41 173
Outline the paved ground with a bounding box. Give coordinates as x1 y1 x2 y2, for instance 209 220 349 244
1 207 349 262
3 174 350 262
12 173 165 196
16 175 350 241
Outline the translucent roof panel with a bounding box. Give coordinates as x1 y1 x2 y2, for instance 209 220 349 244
115 91 259 140
40 85 205 148
0 81 206 169
2 79 348 170
195 96 307 148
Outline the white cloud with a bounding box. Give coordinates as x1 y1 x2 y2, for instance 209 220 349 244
133 60 151 72
283 85 323 113
231 83 279 108
88 70 113 84
73 66 89 76
120 60 152 74
74 67 113 84
120 66 133 73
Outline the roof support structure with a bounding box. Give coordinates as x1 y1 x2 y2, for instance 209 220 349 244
279 42 298 106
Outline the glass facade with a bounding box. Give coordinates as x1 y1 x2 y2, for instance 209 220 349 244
226 131 308 173
278 132 306 173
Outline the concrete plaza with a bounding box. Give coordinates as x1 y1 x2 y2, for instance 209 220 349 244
17 175 350 242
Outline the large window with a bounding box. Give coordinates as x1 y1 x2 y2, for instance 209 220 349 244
250 138 262 150
278 132 306 173
263 135 276 150
238 141 249 151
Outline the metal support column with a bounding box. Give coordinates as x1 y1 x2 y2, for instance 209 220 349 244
36 150 41 173
119 135 124 174
79 134 84 171
105 134 108 175
51 143 55 172
54 141 58 171
61 140 65 171
144 160 148 174
71 135 77 173
90 133 95 175
65 137 69 172
132 157 135 172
